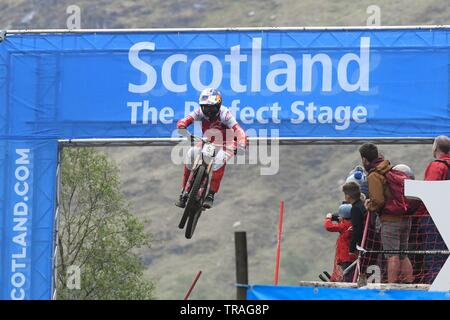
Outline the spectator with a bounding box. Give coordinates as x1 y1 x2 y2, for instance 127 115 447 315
343 182 365 258
359 143 413 283
324 203 356 282
416 135 450 283
392 164 421 216
348 165 382 282
393 164 423 283
346 165 369 200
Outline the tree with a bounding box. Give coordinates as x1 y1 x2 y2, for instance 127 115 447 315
56 147 154 299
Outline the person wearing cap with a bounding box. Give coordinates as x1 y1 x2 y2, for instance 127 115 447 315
346 165 369 199
324 200 357 282
393 164 420 283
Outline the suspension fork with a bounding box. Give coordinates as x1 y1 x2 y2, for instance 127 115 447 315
198 162 213 199
183 155 201 195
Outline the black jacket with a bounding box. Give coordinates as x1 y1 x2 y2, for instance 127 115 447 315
350 199 365 253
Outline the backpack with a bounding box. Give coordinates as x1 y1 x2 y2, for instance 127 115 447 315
433 160 450 180
382 169 409 216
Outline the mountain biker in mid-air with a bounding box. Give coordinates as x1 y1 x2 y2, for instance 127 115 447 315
175 88 247 209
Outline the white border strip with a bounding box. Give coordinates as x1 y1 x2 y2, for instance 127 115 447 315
5 25 450 35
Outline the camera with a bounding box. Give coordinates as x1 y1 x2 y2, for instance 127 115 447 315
331 213 340 222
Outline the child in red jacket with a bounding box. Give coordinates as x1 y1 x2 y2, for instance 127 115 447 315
324 203 357 282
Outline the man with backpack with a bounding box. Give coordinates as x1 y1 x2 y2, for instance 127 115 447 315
416 135 450 283
359 143 414 283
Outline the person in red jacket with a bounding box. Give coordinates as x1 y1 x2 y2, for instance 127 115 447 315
421 136 450 182
175 88 247 209
324 202 357 282
416 135 450 283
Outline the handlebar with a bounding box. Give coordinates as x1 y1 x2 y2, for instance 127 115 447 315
178 129 244 152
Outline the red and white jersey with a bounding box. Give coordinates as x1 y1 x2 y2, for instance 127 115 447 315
177 106 246 146
189 106 237 131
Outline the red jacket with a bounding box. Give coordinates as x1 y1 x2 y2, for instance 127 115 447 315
324 218 356 264
415 154 450 216
177 106 247 148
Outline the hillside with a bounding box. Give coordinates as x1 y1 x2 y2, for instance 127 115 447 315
1 0 447 299
100 144 430 299
2 0 450 29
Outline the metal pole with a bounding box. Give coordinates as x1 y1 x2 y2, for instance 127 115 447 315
52 145 63 300
183 270 203 300
274 200 284 285
58 136 435 148
352 211 372 283
235 231 248 300
359 249 450 255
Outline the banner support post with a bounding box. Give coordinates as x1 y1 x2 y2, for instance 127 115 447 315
235 231 248 300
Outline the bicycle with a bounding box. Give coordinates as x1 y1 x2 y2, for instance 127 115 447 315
177 130 238 239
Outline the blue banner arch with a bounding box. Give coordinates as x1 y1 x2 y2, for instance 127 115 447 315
1 26 450 299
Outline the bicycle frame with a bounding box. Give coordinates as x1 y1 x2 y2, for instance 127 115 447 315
182 143 214 200
180 131 236 199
